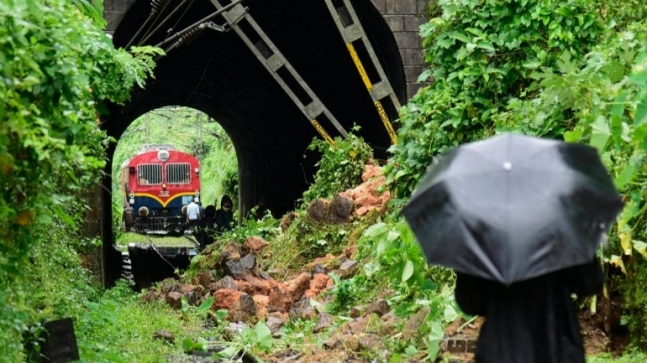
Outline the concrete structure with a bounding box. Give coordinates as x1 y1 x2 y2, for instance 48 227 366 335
98 0 431 286
104 0 429 97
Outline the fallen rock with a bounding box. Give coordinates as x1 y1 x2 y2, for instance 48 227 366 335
245 236 269 252
313 312 333 333
153 329 175 345
165 291 183 309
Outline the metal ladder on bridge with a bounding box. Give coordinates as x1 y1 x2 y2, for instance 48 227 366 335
324 0 400 145
209 0 348 145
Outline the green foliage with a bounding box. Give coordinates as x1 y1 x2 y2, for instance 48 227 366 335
179 296 215 322
485 17 647 347
0 0 158 279
326 273 360 314
302 131 373 205
213 321 273 361
587 349 647 362
74 280 205 363
220 168 239 205
351 219 459 360
285 218 354 261
592 0 647 29
618 265 647 349
359 221 443 291
6 0 647 361
385 0 647 353
4 213 210 362
384 0 604 197
0 0 164 359
2 176 102 361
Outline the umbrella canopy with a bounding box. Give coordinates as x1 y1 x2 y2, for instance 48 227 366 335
402 133 623 285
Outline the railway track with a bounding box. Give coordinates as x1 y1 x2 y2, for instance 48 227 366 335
119 234 200 289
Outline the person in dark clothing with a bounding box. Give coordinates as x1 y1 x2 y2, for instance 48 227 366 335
454 258 603 363
214 195 235 232
197 205 217 249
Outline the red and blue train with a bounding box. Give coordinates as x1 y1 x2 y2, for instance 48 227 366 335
121 144 201 234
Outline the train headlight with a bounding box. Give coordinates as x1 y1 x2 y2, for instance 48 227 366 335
158 150 170 161
129 192 135 205
162 183 167 190
194 167 199 175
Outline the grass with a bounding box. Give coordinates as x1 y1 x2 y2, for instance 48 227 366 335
74 280 210 363
587 351 647 362
116 232 198 248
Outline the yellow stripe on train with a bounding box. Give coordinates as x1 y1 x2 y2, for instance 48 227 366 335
133 192 197 207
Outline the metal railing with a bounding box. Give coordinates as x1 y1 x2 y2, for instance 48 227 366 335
133 216 185 234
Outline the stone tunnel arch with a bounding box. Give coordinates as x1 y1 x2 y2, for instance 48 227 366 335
100 0 411 286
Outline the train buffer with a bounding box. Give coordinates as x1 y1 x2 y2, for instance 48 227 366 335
209 0 348 145
324 0 400 145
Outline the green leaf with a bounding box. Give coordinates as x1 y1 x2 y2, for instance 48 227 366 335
216 346 241 358
363 222 386 239
633 241 647 260
402 260 414 282
589 116 610 152
563 129 582 143
635 100 647 126
254 322 273 350
443 304 458 322
632 122 647 150
475 42 495 52
614 164 636 190
404 345 418 355
450 31 471 44
426 321 444 360
197 296 215 314
601 61 625 83
522 60 542 69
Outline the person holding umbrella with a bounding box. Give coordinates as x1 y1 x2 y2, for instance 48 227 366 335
402 133 624 363
454 259 603 363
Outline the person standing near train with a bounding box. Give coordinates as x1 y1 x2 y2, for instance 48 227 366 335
186 199 201 231
215 195 235 232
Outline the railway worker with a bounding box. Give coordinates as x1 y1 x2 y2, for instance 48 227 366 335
215 195 235 232
186 199 201 231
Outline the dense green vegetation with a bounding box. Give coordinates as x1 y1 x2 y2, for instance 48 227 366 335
0 1 163 361
384 0 647 353
1 0 647 362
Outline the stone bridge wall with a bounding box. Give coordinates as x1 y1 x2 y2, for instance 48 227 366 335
103 0 430 97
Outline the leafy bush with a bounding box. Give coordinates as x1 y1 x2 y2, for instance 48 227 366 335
384 0 604 197
0 0 160 279
0 0 160 359
302 131 373 205
487 18 647 347
384 0 647 352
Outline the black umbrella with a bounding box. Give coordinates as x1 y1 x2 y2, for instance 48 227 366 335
402 133 623 285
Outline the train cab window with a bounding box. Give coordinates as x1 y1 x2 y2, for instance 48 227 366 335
167 163 191 184
137 164 162 185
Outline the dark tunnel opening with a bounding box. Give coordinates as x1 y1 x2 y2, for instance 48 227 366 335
101 0 406 286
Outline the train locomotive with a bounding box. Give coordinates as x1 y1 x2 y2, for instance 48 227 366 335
121 144 201 234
